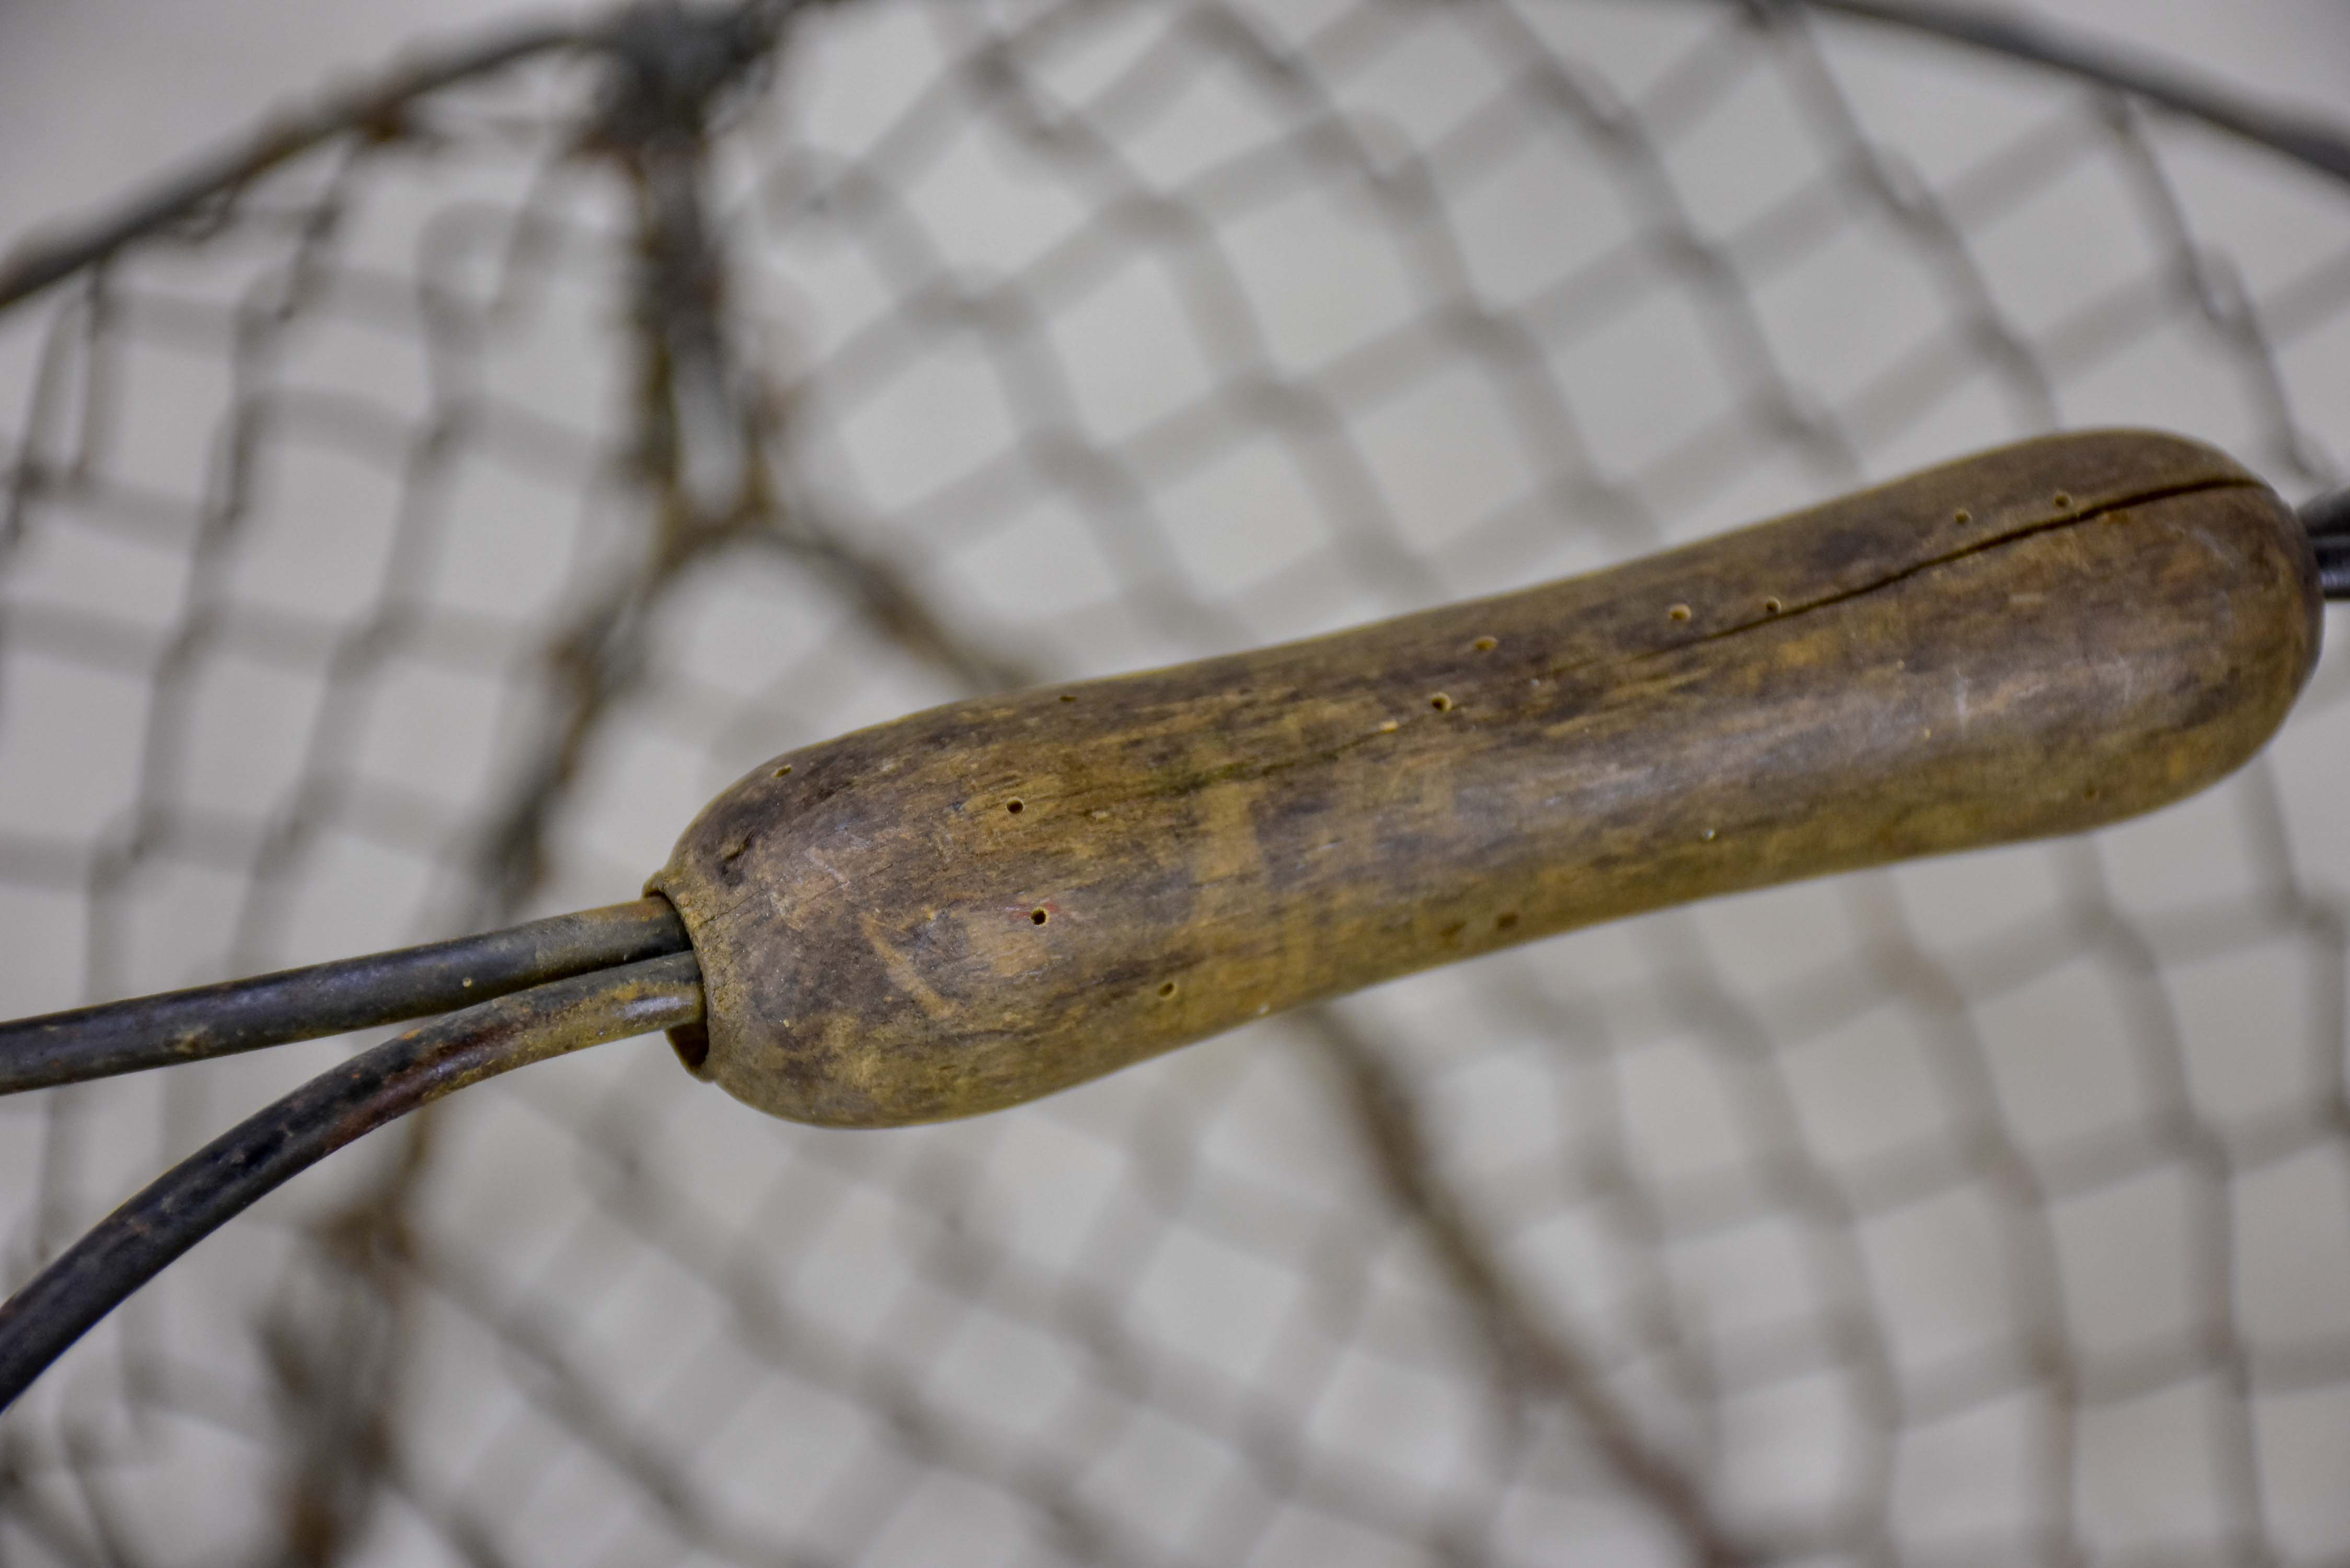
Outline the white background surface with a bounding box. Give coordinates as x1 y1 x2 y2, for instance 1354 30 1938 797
2 3 2349 1565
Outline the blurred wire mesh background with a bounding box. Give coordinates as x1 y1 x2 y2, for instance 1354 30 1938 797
2 1 2349 1563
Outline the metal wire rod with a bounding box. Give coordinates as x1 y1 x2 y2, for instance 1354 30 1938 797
2301 488 2350 599
2318 537 2349 598
0 951 704 1414
0 18 600 313
1794 0 2350 189
2303 487 2350 539
0 0 813 315
0 897 689 1096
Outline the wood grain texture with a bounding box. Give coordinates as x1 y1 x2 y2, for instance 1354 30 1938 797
650 430 2325 1127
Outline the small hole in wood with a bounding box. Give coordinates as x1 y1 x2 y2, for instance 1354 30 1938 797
1495 912 1519 932
1471 636 1497 652
1429 693 1453 711
2083 783 2100 801
1158 981 1178 999
1762 597 1783 614
1006 799 1024 814
773 764 792 777
1058 693 1077 702
1031 908 1049 925
1954 509 1971 526
1667 603 1692 623
2053 491 2072 509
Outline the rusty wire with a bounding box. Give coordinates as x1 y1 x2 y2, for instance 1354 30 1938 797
0 897 687 1095
0 953 705 1417
2 2 2349 1564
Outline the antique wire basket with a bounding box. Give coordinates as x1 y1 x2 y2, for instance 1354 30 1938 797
2 2 2348 1563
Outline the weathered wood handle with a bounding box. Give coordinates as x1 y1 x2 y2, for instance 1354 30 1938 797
651 430 2324 1127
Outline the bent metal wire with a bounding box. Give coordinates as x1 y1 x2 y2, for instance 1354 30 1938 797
3 3 2350 1565
0 954 703 1411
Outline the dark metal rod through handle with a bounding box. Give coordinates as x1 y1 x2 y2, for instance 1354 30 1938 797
2301 488 2350 598
0 898 690 1095
0 952 705 1414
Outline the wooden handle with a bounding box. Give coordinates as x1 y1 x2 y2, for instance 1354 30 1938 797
651 430 2325 1127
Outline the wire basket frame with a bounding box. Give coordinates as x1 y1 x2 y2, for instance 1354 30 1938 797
2 2 2348 1563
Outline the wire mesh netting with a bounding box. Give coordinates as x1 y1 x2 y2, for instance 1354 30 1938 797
2 2 2349 1563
